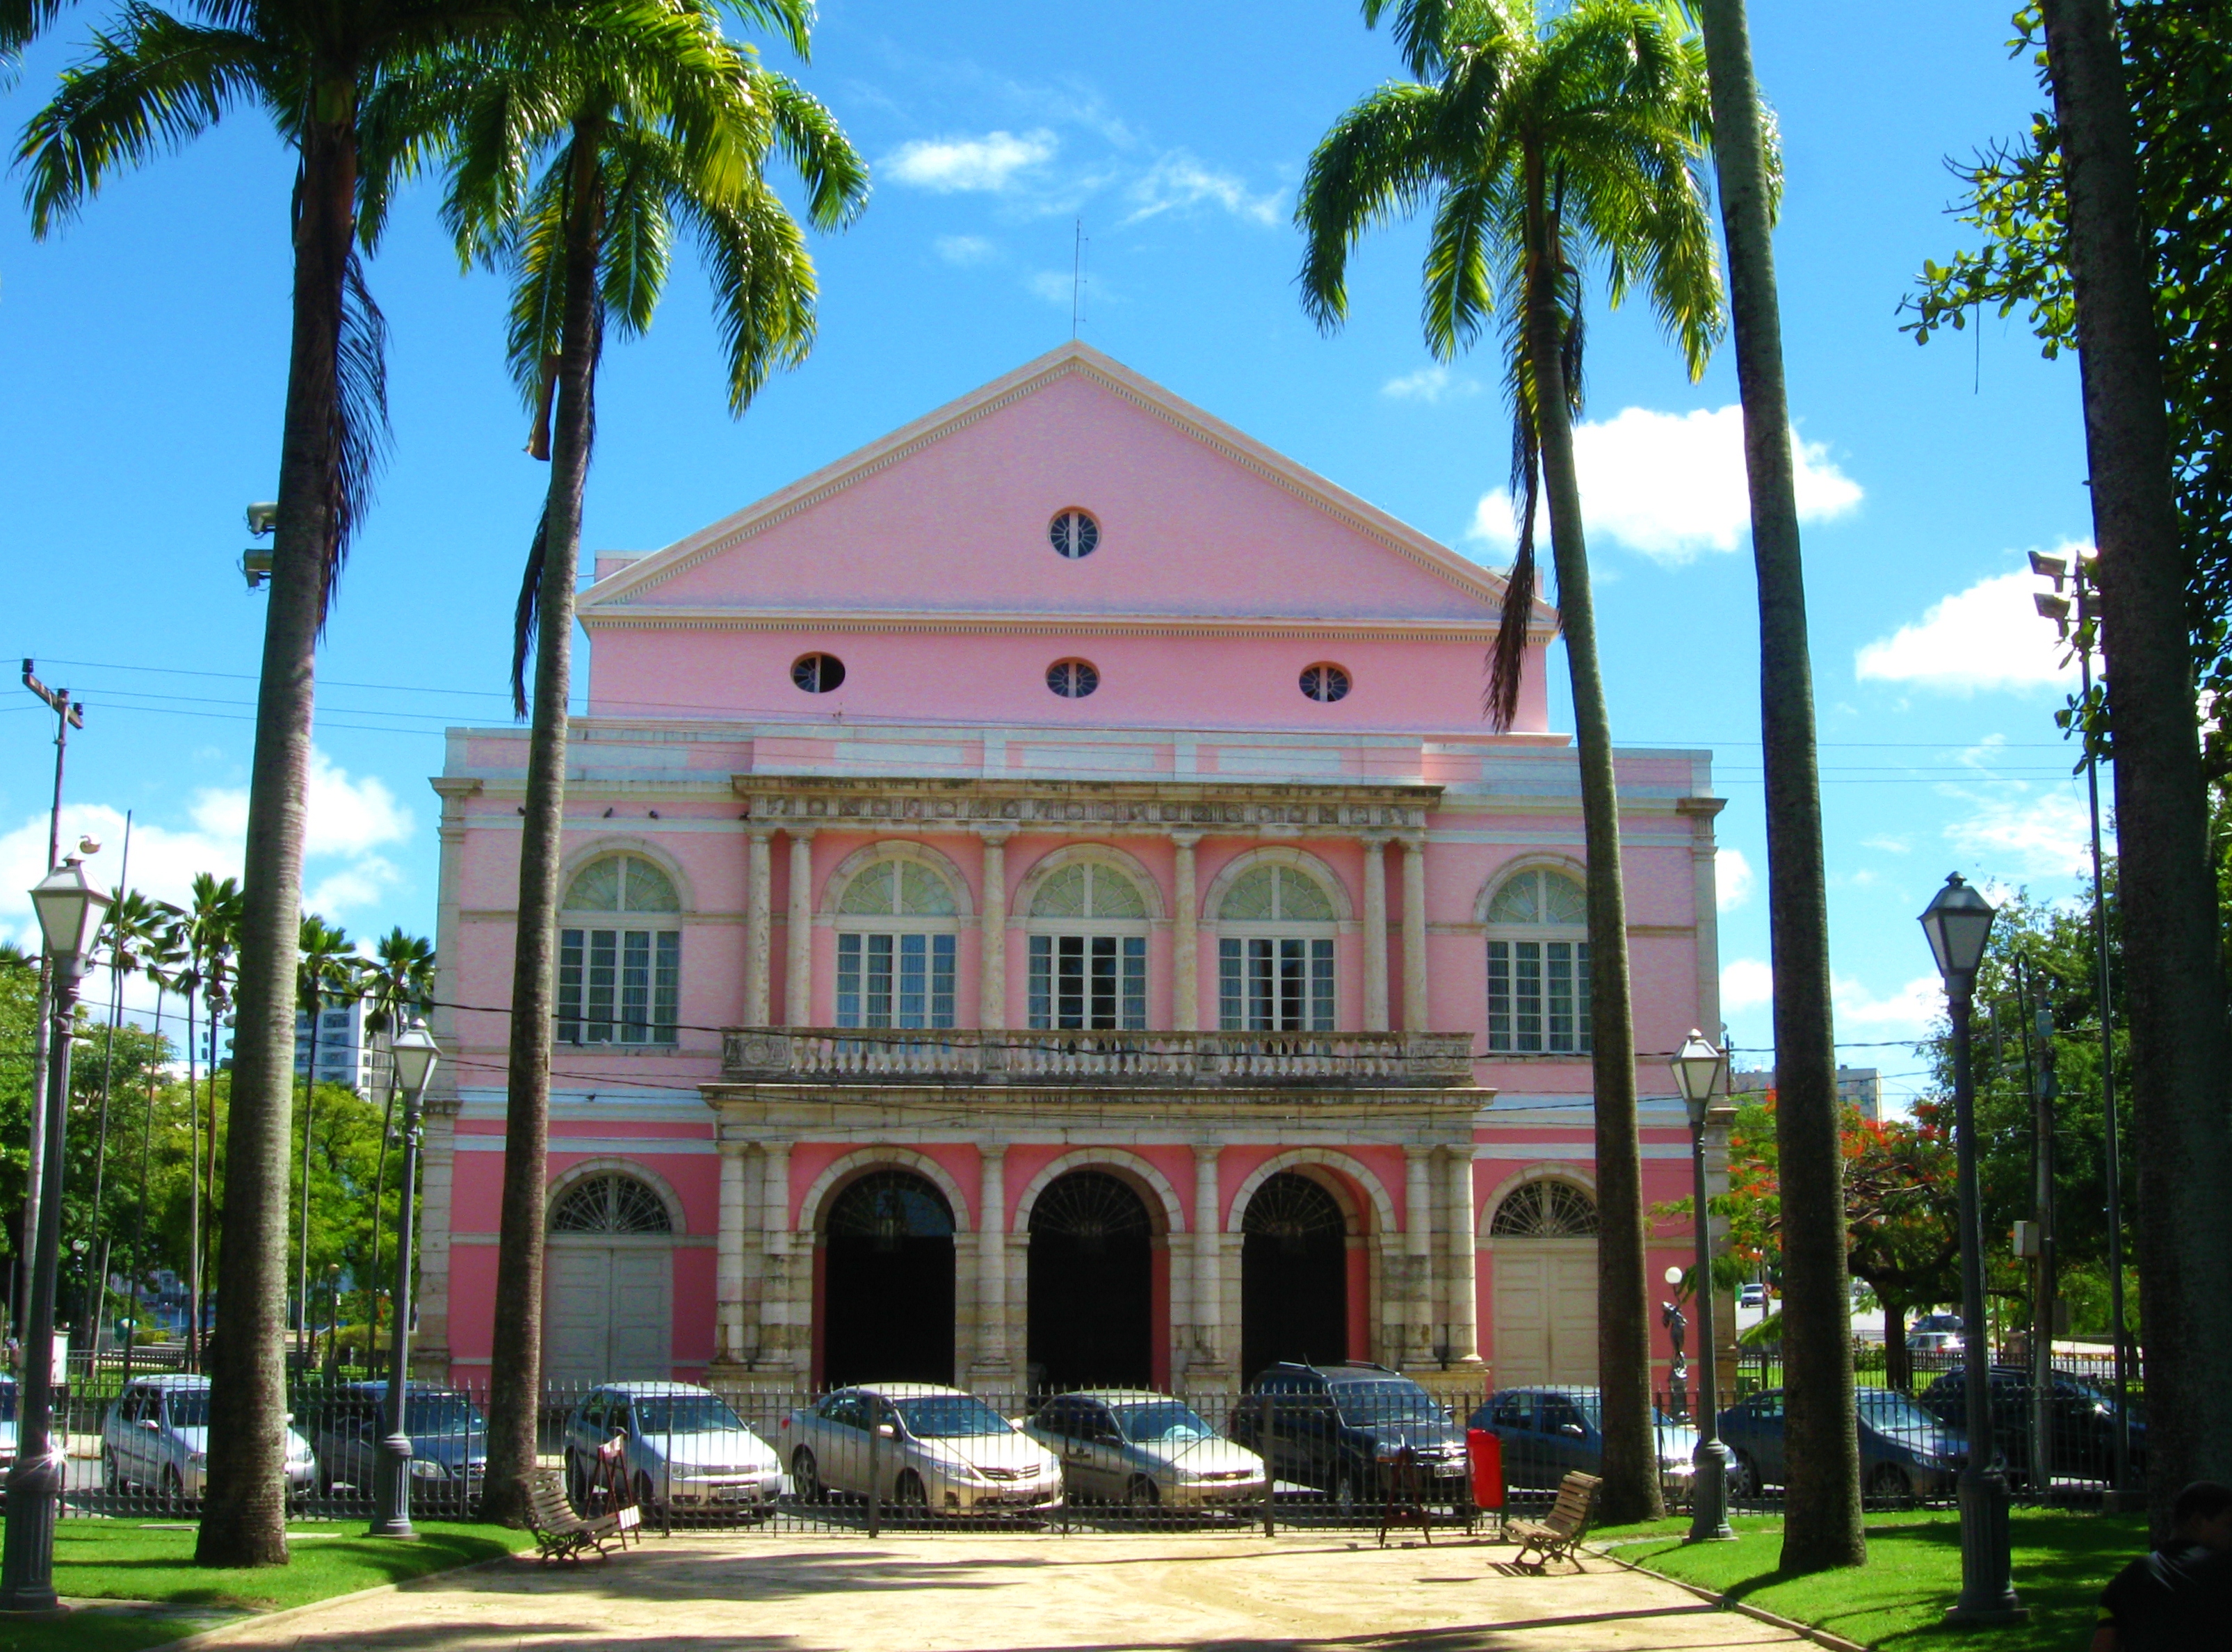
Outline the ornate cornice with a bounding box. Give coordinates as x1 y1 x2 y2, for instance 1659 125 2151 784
731 773 1443 834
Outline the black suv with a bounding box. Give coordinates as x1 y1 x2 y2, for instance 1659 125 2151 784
1917 1366 2146 1488
1227 1361 1467 1512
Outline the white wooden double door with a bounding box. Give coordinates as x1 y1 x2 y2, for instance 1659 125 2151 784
1490 1240 1599 1385
544 1241 672 1387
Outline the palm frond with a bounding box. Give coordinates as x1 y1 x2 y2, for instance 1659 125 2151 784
1294 81 1445 331
321 251 392 622
763 73 868 229
1421 174 1501 359
511 502 550 718
599 125 679 337
688 172 816 414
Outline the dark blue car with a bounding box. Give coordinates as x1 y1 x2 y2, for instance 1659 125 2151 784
1718 1386 1964 1503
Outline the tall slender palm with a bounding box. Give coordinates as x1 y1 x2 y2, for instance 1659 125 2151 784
1683 0 1862 1571
124 918 188 1386
291 915 357 1361
1297 0 1722 1523
366 0 866 1520
358 927 434 1372
172 875 243 1371
83 886 165 1343
16 0 546 1568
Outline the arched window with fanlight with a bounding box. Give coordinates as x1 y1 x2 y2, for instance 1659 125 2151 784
1217 863 1337 1031
558 855 681 1045
833 859 960 1029
1485 866 1591 1053
1026 862 1148 1030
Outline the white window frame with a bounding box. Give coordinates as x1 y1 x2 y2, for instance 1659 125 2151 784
1025 863 1149 1031
832 859 961 1029
1485 868 1591 1055
1215 865 1339 1032
557 855 683 1046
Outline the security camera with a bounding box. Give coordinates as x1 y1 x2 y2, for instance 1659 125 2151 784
243 549 273 590
245 501 280 536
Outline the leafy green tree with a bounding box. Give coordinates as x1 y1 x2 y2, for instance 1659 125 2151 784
357 927 434 1357
292 914 359 1359
1295 0 1722 1525
371 0 866 1521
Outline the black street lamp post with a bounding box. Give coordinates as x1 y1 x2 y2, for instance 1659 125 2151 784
370 1017 441 1539
1920 873 2025 1624
1669 1030 1735 1544
1 858 111 1614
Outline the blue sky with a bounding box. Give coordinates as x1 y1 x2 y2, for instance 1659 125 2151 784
0 2 2097 1109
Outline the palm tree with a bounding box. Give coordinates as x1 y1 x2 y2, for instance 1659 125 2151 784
1297 0 1722 1524
124 917 188 1386
367 0 866 1521
81 886 166 1345
172 874 243 1372
2035 0 2232 1534
292 915 358 1362
358 927 434 1373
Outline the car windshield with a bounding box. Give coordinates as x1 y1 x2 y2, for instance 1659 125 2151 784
1329 1382 1446 1424
892 1395 1012 1439
1859 1390 1941 1433
1110 1401 1214 1444
163 1389 211 1428
0 1384 15 1423
631 1395 746 1436
401 1395 485 1437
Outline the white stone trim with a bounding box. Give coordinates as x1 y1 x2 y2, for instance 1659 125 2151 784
1223 1149 1396 1239
797 1147 977 1237
1012 841 1167 923
822 837 978 921
542 1154 690 1237
1011 1149 1188 1238
1199 844 1354 923
1477 1163 1599 1245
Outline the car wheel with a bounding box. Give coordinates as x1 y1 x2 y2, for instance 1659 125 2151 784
635 1471 659 1516
1731 1451 1761 1499
162 1465 185 1511
791 1448 823 1504
1868 1461 1914 1507
102 1448 120 1495
1334 1469 1359 1519
892 1470 928 1521
1125 1474 1160 1509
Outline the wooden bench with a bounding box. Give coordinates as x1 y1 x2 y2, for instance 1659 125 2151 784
526 1467 638 1564
1505 1471 1600 1571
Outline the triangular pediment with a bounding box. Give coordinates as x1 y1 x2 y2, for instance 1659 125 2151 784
580 341 1555 638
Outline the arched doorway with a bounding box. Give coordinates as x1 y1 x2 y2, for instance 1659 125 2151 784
544 1172 675 1386
1240 1172 1348 1380
823 1169 956 1387
1488 1179 1599 1384
1027 1171 1153 1392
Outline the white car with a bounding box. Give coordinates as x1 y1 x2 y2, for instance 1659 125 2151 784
781 1384 1063 1516
1024 1390 1265 1509
560 1382 782 1517
102 1375 316 1503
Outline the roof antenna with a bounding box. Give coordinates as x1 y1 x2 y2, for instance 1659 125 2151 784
1071 216 1087 340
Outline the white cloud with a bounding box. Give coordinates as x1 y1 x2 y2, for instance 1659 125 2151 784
1122 152 1281 226
1938 736 2094 881
1855 553 2083 693
1466 404 1861 564
1382 366 1480 404
305 855 404 918
933 234 998 266
1028 270 1078 307
1721 957 1774 1014
882 129 1057 193
1717 847 1754 912
1834 972 1946 1032
1862 834 1911 855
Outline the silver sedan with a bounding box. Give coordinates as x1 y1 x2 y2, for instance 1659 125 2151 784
779 1384 1062 1516
1026 1391 1265 1509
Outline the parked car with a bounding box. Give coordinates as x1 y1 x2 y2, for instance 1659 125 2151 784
1471 1386 1703 1496
1024 1390 1265 1510
0 1377 14 1475
1738 1283 1768 1311
780 1384 1063 1516
307 1382 488 1511
102 1375 316 1504
1227 1361 1468 1514
1916 1366 2146 1487
1717 1386 1964 1503
1907 1329 1962 1357
562 1382 782 1519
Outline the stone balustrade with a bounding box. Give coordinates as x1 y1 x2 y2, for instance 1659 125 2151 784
720 1026 1476 1087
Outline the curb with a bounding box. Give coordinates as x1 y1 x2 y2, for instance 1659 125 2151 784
1584 1540 1869 1652
124 1550 525 1652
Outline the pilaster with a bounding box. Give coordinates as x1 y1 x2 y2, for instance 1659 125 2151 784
784 829 815 1026
744 828 775 1025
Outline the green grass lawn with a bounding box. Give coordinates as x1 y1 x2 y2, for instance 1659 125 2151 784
1594 1507 2145 1650
0 1519 536 1652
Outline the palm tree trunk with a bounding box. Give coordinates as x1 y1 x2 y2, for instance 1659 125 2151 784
1523 191 1660 1528
1695 0 1865 1571
297 1005 321 1361
485 125 605 1525
2037 0 2232 1534
367 1066 394 1376
124 987 163 1388
185 987 201 1370
202 1010 220 1353
197 99 360 1571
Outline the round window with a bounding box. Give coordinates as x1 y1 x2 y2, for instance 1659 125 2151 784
1046 658 1100 698
1300 663 1351 703
791 653 846 693
1048 510 1100 559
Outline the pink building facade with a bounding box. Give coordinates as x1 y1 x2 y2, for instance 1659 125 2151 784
418 343 1733 1402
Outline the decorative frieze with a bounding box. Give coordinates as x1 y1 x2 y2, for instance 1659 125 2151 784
734 775 1438 834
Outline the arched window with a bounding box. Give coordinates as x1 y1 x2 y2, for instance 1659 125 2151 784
558 855 681 1046
549 1172 674 1234
1027 862 1147 1031
1485 867 1591 1054
1488 1179 1599 1238
834 859 960 1029
1217 863 1337 1032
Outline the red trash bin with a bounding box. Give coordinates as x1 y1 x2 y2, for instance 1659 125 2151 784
1467 1428 1504 1512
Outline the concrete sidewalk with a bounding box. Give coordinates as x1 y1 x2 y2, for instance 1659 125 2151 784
177 1532 1808 1651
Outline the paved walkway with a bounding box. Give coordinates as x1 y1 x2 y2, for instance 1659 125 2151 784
180 1532 1808 1652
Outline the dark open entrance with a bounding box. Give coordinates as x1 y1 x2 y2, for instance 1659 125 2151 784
824 1169 955 1387
1240 1171 1349 1381
1027 1170 1153 1392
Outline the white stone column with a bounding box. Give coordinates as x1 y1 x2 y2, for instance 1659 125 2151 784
976 1144 1010 1373
979 833 1010 1030
716 1142 750 1361
1192 1144 1224 1370
784 829 815 1026
1400 835 1430 1032
1361 836 1390 1032
759 1142 793 1370
1445 1148 1481 1364
1405 1147 1434 1367
744 828 774 1025
1172 832 1201 1032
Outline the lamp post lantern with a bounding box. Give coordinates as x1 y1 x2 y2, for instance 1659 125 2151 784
371 1016 440 1539
1669 1029 1734 1544
1920 874 2024 1623
1 858 111 1613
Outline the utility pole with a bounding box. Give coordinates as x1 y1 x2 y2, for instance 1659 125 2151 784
16 663 82 1343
